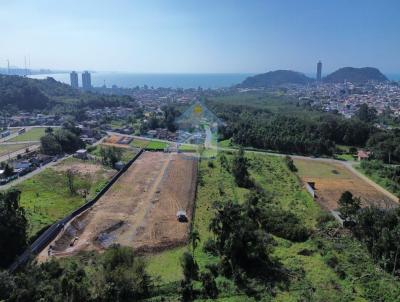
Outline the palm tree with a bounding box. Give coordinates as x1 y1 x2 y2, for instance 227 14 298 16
189 229 200 257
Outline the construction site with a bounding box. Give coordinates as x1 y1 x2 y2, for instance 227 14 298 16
294 158 397 211
39 151 198 260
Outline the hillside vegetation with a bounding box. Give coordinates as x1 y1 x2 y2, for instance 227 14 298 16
239 70 313 87
324 67 388 83
0 75 136 112
145 152 400 301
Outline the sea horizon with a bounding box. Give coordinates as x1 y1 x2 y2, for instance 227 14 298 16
28 72 253 89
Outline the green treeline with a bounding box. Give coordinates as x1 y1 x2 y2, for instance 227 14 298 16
213 101 372 156
0 75 136 112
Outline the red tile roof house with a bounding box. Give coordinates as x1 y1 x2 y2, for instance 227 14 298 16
357 150 371 161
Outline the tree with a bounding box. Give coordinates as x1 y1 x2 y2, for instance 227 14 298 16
356 104 377 123
232 147 252 188
180 252 198 302
66 169 77 195
0 271 15 300
0 162 13 177
181 252 199 282
189 229 200 257
40 133 62 155
45 127 54 134
338 191 361 222
200 270 219 299
100 147 123 167
95 246 151 301
284 155 297 172
0 189 27 268
209 200 274 276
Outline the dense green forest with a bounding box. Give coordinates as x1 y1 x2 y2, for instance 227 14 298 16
0 75 136 112
207 92 374 156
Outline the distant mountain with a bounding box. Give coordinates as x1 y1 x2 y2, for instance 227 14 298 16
239 70 313 87
324 67 388 83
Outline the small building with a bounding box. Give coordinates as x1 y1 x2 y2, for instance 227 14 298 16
74 149 88 160
14 161 32 175
357 150 371 161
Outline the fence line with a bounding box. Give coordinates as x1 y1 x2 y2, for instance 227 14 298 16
9 149 144 272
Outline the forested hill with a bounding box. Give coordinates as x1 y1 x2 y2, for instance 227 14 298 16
239 70 313 88
0 75 135 111
324 67 388 83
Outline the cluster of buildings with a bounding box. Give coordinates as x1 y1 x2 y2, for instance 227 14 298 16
288 81 400 119
70 71 92 90
0 152 57 185
8 113 64 127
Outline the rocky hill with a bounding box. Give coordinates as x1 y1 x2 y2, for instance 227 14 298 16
239 70 313 87
324 67 388 83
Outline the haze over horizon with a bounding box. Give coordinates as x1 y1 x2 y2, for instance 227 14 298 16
1 0 400 74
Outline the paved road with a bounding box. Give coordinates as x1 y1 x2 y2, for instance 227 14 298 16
0 136 107 189
204 125 212 149
0 155 71 190
0 144 40 163
1 141 40 145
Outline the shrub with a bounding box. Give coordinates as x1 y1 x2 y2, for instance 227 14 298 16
200 271 219 299
203 238 218 256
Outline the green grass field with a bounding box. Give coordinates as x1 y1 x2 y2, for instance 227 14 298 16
130 138 149 148
145 140 169 150
14 158 114 239
294 158 353 180
89 144 138 162
178 144 198 152
219 138 233 148
0 143 33 157
146 152 400 301
8 127 47 142
356 162 400 197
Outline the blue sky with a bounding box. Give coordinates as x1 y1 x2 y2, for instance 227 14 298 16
1 0 400 74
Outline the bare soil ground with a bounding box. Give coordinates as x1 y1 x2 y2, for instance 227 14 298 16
294 159 396 211
40 152 198 259
104 135 122 144
54 161 104 175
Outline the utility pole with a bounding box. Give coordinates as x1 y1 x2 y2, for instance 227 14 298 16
7 59 10 74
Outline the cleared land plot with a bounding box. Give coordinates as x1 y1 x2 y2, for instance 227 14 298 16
46 152 198 257
89 144 139 162
15 158 115 239
294 158 396 211
7 127 47 142
129 138 149 148
0 143 34 157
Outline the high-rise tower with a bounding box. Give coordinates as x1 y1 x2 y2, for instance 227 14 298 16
317 61 322 82
82 71 92 90
70 71 79 88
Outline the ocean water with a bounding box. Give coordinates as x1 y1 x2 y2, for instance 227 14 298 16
29 72 252 89
387 74 400 81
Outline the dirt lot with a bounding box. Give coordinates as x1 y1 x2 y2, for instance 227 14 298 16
54 160 105 175
41 151 198 259
294 159 396 211
104 135 122 144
